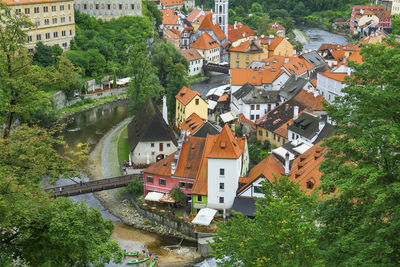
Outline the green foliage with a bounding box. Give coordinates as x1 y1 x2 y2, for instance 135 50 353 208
248 140 270 165
317 38 400 265
392 14 400 35
210 176 320 266
170 186 186 203
126 179 144 199
32 42 62 67
143 0 162 29
86 49 106 81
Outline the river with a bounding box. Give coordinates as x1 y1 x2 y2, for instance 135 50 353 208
58 26 344 267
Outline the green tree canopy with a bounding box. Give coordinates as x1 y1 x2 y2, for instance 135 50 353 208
318 38 400 265
210 176 320 266
127 179 144 199
170 186 186 203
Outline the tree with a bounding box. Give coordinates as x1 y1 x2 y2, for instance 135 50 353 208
0 125 123 266
210 177 320 266
392 14 400 35
165 62 188 120
170 186 186 203
86 49 106 80
126 179 144 199
317 39 400 265
143 0 162 29
256 13 273 35
126 44 163 114
32 42 56 67
0 4 47 138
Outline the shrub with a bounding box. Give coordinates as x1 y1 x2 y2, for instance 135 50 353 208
126 179 144 199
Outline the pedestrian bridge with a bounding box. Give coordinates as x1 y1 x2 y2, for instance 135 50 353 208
203 62 230 74
44 174 143 198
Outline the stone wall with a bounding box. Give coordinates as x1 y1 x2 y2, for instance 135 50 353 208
51 91 68 110
130 200 197 240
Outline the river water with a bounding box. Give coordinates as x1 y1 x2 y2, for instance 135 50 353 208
59 26 345 267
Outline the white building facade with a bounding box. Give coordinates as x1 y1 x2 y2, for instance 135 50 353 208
74 0 142 20
214 0 228 38
317 73 347 104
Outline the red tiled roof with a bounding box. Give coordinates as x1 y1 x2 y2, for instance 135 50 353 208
347 51 363 64
187 9 202 22
160 0 183 7
143 152 175 176
207 124 243 159
198 13 226 41
191 32 219 50
180 48 203 61
239 113 255 127
164 28 181 39
176 86 202 105
161 10 178 25
228 24 255 43
173 136 206 179
181 112 205 134
267 37 285 50
231 68 285 86
238 154 284 193
271 22 285 31
293 89 327 111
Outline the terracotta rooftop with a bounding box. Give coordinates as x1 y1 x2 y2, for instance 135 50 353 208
239 113 255 127
164 28 181 39
347 51 363 64
191 32 219 50
231 67 286 86
207 124 243 159
352 5 385 10
238 154 284 194
187 9 202 22
143 153 175 176
228 23 255 43
259 36 285 50
229 39 264 53
288 141 328 194
160 0 183 7
319 71 348 83
181 112 205 134
293 89 326 111
180 48 203 61
175 86 202 106
271 22 285 31
161 9 178 25
198 13 226 41
173 136 206 179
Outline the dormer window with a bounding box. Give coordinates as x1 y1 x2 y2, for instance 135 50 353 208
306 180 314 189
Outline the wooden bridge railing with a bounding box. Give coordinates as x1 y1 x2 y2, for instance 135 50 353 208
44 173 143 198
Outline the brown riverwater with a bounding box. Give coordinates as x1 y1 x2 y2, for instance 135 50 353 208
112 222 193 266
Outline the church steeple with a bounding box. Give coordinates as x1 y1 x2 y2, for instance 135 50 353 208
215 0 228 39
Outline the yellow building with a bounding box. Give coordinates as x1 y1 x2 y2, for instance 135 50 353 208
262 36 294 57
3 0 75 51
175 86 208 129
230 39 268 69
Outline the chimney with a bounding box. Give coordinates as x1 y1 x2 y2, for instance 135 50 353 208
284 152 290 176
162 95 168 125
294 106 299 119
234 21 237 29
285 104 289 111
319 120 326 131
284 57 289 63
343 57 347 65
347 68 351 76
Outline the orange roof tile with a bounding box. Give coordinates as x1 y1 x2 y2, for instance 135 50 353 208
319 71 348 83
270 22 285 31
288 141 327 194
217 94 229 103
164 28 181 39
160 0 183 7
311 79 317 87
161 10 178 25
207 124 243 159
191 32 219 50
293 89 327 111
268 37 285 50
187 9 202 22
347 52 363 64
198 13 226 41
144 152 175 176
176 86 202 105
228 24 255 43
173 136 206 179
191 134 218 195
229 39 264 53
238 154 284 193
192 15 206 25
180 48 203 61
231 68 285 86
181 112 205 134
238 113 255 127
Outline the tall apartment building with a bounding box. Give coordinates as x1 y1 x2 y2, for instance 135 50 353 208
74 0 142 20
2 0 75 51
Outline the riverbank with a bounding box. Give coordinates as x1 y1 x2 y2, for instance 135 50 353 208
86 118 202 265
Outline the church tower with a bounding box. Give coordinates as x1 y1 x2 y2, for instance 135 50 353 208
215 0 228 39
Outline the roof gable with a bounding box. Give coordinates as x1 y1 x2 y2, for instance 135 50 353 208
207 124 243 159
191 32 219 50
176 86 202 105
198 13 226 41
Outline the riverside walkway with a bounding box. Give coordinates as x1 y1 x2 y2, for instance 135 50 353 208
45 174 142 198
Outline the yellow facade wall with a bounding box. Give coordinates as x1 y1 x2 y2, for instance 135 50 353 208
175 95 208 129
7 0 75 51
230 48 269 69
269 38 294 57
256 126 287 147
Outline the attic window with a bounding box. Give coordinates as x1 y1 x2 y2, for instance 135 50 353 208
185 119 192 124
314 152 322 160
306 180 314 189
220 141 226 148
300 156 307 162
191 144 196 150
298 162 304 170
186 162 192 169
163 162 168 166
295 172 302 179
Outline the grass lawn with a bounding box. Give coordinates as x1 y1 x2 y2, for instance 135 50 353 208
118 126 129 164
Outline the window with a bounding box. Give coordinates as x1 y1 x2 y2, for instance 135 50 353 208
60 5 64 11
62 42 67 48
70 29 73 35
61 17 65 23
44 19 49 25
95 4 99 9
246 55 249 60
52 18 57 24
254 186 262 193
236 53 239 59
219 197 224 203
27 35 32 42
159 178 166 186
36 34 41 41
278 136 280 142
159 143 163 152
53 31 58 38
146 176 154 184
34 7 39 13
306 181 314 189
107 4 111 9
273 134 276 140
251 105 255 110
151 143 154 148
24 8 30 14
179 182 185 188
219 183 224 190
250 115 254 120
35 20 40 26
51 6 56 12
119 4 122 9
292 133 295 140
84 4 87 9
195 98 199 105
69 16 72 22
187 183 193 189
198 195 202 202
259 130 262 136
131 4 135 9
62 30 66 36
256 104 260 110
219 168 225 176
68 4 70 10
256 115 260 119
268 103 271 111
43 6 48 12
151 152 155 155
236 62 239 68
167 143 171 148
45 33 50 39
15 8 21 14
